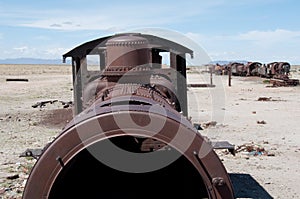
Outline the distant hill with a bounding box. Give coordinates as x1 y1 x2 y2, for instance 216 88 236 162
0 58 71 65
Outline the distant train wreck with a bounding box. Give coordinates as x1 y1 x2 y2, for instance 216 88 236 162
211 61 299 86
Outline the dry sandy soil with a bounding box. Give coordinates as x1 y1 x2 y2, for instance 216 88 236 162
0 64 299 198
0 64 73 199
187 66 300 199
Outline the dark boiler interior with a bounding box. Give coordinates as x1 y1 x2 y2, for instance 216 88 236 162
49 136 209 199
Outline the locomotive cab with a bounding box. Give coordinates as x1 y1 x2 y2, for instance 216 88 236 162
63 33 191 116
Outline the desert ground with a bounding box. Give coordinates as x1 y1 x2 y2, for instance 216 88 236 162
0 64 300 198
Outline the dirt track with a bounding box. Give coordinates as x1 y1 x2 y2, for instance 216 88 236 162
0 64 300 198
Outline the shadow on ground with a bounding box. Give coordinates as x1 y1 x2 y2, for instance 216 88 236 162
230 173 273 199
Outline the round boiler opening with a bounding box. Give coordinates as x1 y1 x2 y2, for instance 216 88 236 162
49 136 209 198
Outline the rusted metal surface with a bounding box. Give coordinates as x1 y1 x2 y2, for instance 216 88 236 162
187 83 215 87
211 141 236 156
213 61 298 86
246 62 262 76
212 63 228 75
229 62 247 76
6 78 29 82
270 77 299 87
19 148 43 159
23 33 234 199
267 61 290 77
266 62 299 86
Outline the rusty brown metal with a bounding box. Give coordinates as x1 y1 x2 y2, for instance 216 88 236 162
266 62 298 86
270 76 299 86
23 105 234 198
228 62 247 76
213 63 228 75
267 61 290 77
106 35 149 66
23 33 234 199
228 65 232 87
212 61 298 87
246 62 262 76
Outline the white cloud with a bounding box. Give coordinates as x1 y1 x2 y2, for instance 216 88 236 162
20 12 178 31
0 1 225 31
238 29 300 44
185 29 300 64
13 46 29 52
43 47 69 58
4 45 69 59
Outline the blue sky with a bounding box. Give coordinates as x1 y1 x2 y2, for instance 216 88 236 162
1 0 300 64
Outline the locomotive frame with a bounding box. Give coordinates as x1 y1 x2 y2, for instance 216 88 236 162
23 33 235 199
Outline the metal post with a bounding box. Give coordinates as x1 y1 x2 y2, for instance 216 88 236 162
228 66 232 87
176 54 188 116
210 67 213 85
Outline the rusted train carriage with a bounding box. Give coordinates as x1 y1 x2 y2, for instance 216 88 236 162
229 62 247 76
246 62 263 76
267 62 291 77
22 33 234 199
245 61 290 78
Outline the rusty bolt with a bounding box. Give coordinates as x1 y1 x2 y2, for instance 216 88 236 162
212 177 225 187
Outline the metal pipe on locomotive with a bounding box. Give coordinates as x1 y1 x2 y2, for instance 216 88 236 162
22 33 234 199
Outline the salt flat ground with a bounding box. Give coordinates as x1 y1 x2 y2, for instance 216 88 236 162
0 64 299 198
0 64 73 199
187 67 300 199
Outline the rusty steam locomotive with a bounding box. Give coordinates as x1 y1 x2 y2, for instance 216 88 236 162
23 33 234 198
